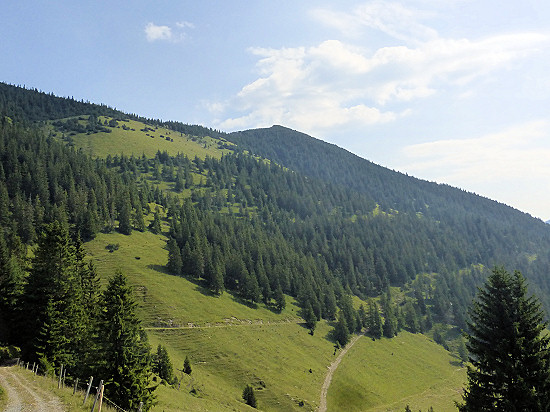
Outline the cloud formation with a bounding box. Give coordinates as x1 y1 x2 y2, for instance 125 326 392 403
401 120 550 183
145 21 194 43
213 28 548 135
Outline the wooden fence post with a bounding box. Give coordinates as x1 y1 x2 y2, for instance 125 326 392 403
138 401 143 412
58 364 63 389
91 379 103 412
83 376 93 405
73 377 79 395
97 383 104 412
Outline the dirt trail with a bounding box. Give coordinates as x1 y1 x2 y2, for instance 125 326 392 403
0 365 66 412
318 334 362 412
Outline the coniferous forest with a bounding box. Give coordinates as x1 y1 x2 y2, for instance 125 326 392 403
1 82 550 410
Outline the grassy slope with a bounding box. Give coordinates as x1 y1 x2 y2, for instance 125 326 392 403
85 228 466 411
66 119 466 411
328 332 466 412
51 116 233 159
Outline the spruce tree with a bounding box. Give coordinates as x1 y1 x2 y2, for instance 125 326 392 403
100 271 155 411
153 344 174 383
183 355 192 375
23 221 86 370
334 311 350 347
149 210 162 234
242 384 257 408
166 238 183 275
457 267 550 411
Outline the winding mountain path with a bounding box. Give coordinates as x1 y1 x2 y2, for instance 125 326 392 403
318 334 362 412
0 365 65 412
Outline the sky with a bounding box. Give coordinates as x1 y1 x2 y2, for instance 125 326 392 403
2 1 550 220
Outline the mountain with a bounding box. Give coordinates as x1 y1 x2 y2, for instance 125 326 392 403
1 82 550 410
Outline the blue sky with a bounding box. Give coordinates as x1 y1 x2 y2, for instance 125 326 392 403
2 1 550 220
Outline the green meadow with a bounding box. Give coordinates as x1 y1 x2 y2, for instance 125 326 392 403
328 332 466 412
50 116 233 159
53 118 469 411
82 226 466 411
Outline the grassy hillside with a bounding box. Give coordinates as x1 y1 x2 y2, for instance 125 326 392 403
328 332 466 411
82 225 466 411
50 116 233 159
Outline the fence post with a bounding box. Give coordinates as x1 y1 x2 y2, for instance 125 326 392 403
83 376 93 405
97 383 104 412
73 377 79 395
138 401 143 411
91 379 103 412
58 364 63 389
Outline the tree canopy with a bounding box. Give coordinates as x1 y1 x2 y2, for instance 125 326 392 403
458 267 550 411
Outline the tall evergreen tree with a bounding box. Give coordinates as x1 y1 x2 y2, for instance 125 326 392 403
457 267 550 411
22 221 86 370
100 271 155 411
166 238 183 275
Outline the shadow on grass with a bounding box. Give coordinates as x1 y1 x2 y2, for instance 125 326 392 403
229 294 259 309
147 264 170 274
449 360 464 368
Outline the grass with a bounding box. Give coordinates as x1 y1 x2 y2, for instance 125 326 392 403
84 227 338 411
82 227 469 411
0 383 5 411
5 367 116 412
148 321 335 411
50 116 233 159
328 332 466 412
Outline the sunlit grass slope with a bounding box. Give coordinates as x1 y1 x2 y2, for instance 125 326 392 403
85 229 337 411
52 116 233 159
328 332 466 412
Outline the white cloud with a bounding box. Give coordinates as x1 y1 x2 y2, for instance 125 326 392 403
145 21 193 43
312 1 438 44
211 31 548 135
401 120 550 183
145 23 172 42
400 120 550 218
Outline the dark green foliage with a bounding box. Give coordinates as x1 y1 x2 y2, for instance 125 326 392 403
100 271 155 411
183 355 192 375
149 210 162 234
153 344 174 384
166 238 183 275
458 268 550 411
368 301 383 339
302 303 317 334
273 282 285 311
334 312 350 347
242 384 257 408
22 222 86 370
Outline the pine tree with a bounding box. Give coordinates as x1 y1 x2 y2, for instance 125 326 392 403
273 281 286 312
23 222 86 370
457 267 550 411
149 210 162 234
100 271 155 411
153 344 174 383
242 384 258 408
334 311 350 347
303 303 317 334
183 355 192 375
166 238 183 275
369 301 383 339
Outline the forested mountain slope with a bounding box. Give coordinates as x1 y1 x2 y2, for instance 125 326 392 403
1 81 550 410
1 81 550 323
